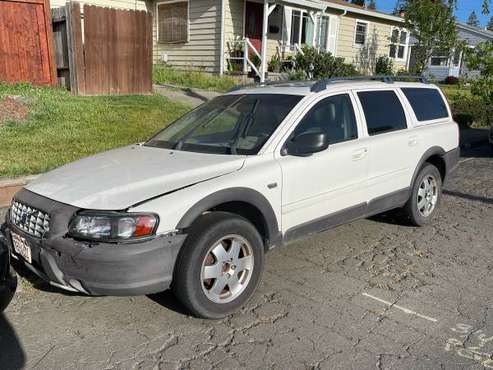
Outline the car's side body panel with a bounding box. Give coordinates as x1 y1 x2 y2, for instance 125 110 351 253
131 154 284 239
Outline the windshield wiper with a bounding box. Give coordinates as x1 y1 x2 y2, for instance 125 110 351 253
230 99 259 155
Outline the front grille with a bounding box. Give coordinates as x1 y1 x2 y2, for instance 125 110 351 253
10 200 50 238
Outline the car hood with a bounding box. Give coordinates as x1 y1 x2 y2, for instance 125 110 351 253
26 145 245 210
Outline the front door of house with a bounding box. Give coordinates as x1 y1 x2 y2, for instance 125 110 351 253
245 1 263 55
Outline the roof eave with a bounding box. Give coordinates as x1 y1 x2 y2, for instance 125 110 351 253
324 2 404 23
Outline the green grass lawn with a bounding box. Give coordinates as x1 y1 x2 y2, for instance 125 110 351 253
0 84 191 178
153 66 238 92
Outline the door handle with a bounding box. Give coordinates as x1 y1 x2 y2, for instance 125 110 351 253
352 147 368 161
408 136 418 147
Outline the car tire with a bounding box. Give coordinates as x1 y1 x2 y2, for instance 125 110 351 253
172 212 264 319
403 163 442 227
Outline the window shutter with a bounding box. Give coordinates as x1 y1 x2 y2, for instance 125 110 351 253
327 16 339 55
282 6 292 50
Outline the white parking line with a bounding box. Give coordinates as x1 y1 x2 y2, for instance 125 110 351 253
362 292 438 323
459 158 474 164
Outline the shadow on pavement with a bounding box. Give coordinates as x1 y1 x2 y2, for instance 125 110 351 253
0 313 25 370
443 190 493 205
147 290 190 316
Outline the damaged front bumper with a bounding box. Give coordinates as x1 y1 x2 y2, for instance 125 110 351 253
1 189 186 296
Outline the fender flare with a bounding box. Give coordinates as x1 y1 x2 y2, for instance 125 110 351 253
410 146 446 188
176 187 281 248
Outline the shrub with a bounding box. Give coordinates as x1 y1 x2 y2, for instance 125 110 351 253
375 56 394 75
444 76 459 85
289 46 358 80
268 54 282 73
450 93 492 128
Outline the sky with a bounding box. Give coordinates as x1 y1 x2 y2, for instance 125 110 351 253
374 0 491 28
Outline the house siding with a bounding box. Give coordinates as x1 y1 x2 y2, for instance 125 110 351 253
153 0 222 71
336 13 406 73
224 0 244 69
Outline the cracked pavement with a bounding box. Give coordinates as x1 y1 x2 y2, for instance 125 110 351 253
1 144 492 370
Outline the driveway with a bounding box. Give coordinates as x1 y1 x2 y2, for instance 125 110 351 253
1 144 492 370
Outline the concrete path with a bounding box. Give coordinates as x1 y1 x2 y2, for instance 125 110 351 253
153 84 221 108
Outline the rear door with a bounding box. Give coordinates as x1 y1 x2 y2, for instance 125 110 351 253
354 89 416 200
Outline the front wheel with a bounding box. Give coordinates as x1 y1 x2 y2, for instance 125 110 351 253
403 163 442 226
172 212 264 319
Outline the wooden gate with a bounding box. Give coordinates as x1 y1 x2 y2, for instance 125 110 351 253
0 0 57 86
54 2 153 95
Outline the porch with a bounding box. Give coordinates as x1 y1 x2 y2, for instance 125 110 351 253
223 0 337 82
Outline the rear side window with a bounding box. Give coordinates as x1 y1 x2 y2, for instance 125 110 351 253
357 90 407 135
401 88 449 121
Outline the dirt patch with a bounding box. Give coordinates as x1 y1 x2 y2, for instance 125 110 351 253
0 96 31 125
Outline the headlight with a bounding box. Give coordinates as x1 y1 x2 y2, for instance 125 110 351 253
68 212 158 242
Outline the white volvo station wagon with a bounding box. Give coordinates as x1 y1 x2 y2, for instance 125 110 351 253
2 77 460 318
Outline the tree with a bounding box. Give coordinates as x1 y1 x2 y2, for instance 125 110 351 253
403 0 458 73
465 41 493 126
467 11 480 27
367 0 377 10
487 16 493 30
483 0 491 14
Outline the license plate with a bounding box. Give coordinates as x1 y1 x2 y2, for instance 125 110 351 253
11 232 32 264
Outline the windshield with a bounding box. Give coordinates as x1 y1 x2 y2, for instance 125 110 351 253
145 94 302 155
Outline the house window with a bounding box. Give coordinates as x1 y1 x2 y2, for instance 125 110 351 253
354 21 368 45
430 52 449 66
289 9 314 48
389 28 408 60
157 0 188 44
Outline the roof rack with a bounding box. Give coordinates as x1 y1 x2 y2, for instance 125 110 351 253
310 75 429 92
227 79 293 93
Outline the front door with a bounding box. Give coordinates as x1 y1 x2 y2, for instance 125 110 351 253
245 1 263 55
277 93 369 236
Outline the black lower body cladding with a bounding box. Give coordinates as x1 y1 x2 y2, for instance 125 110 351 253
1 189 186 296
443 147 460 179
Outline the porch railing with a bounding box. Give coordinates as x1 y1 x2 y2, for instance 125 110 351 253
226 37 262 78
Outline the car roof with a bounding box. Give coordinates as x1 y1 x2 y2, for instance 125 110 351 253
226 80 440 97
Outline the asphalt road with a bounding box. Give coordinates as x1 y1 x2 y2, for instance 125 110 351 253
1 144 492 370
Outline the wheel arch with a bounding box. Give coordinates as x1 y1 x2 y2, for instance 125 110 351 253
176 188 281 250
410 146 447 188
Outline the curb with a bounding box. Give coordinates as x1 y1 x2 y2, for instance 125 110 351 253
0 175 38 208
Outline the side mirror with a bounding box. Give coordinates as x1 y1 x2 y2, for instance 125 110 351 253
285 131 329 157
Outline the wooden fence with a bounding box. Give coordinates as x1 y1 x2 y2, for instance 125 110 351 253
0 0 57 86
52 2 153 95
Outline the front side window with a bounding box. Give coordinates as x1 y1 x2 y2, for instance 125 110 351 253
389 28 408 60
157 0 188 44
146 94 302 155
401 88 449 122
354 21 368 45
357 91 407 135
292 94 358 145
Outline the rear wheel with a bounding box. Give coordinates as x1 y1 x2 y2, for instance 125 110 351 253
173 212 264 319
403 163 442 226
